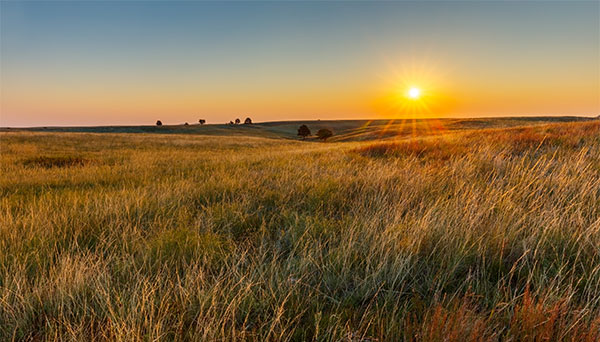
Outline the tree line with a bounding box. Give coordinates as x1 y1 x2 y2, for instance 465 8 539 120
228 117 252 125
155 118 250 126
154 119 333 141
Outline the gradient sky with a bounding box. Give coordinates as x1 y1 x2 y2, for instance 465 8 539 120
1 1 598 126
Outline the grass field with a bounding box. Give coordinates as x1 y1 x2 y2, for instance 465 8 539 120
1 118 599 341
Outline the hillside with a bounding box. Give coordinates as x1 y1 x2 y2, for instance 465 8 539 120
1 120 599 340
2 116 595 142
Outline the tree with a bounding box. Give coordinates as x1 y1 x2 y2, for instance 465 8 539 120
244 117 252 124
156 120 163 126
316 128 333 141
184 122 189 126
199 119 206 125
229 121 234 125
297 125 311 140
235 118 241 124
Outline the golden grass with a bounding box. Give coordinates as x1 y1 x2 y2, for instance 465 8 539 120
354 121 599 159
0 121 599 341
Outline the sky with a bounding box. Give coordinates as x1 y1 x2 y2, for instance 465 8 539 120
1 1 598 127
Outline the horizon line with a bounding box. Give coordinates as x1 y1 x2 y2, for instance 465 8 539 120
2 114 599 129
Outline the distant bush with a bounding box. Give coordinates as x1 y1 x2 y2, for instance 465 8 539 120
235 118 241 124
297 125 311 139
244 117 252 124
156 120 162 126
23 155 90 168
184 122 189 126
316 128 333 141
199 119 206 125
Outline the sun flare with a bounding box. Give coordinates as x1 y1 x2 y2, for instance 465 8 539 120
408 87 421 99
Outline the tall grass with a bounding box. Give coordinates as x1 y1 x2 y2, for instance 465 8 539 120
1 122 599 341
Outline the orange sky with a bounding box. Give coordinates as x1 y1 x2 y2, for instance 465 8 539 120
1 2 598 126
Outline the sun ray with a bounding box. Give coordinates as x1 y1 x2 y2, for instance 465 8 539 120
379 119 396 137
372 56 455 140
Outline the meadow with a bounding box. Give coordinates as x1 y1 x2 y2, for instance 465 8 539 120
1 118 599 341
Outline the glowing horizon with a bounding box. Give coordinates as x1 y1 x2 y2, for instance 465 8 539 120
1 1 598 127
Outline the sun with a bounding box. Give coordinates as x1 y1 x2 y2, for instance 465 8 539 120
408 87 421 99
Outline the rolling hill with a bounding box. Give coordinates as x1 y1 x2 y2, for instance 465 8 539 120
2 116 595 142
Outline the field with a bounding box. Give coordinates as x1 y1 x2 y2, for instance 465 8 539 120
1 118 599 341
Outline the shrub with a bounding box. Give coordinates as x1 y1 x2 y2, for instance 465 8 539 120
199 119 206 125
316 128 333 141
156 120 162 126
244 117 252 124
297 125 311 139
235 118 241 124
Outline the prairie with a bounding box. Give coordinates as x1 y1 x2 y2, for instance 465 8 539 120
1 118 599 341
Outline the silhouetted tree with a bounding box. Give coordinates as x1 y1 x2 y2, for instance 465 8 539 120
229 121 234 125
184 122 189 126
297 125 311 140
244 117 252 124
235 118 241 124
199 119 206 125
316 128 333 142
156 120 163 126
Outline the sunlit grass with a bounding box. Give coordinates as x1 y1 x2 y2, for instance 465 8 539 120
1 121 599 341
